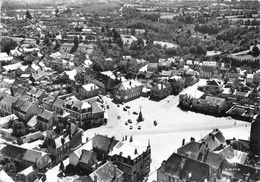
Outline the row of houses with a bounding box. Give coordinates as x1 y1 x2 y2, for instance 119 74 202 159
157 128 260 182
68 134 151 182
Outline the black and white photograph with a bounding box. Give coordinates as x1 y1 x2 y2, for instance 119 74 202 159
0 0 260 181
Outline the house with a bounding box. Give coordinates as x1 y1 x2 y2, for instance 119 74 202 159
25 87 46 104
44 125 83 161
199 79 224 93
108 141 151 182
0 144 51 170
114 80 143 103
225 66 240 82
0 94 18 116
184 69 199 87
92 135 119 161
69 139 93 166
151 81 172 100
89 161 123 182
199 129 226 151
157 153 213 182
52 97 65 115
177 141 208 160
158 59 171 70
79 150 97 170
42 95 57 111
63 98 92 127
37 109 56 130
12 99 41 122
147 63 159 72
13 85 29 97
77 83 101 100
246 74 254 84
91 101 105 126
99 71 118 91
191 96 228 115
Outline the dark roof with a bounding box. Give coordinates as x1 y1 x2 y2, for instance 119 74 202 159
177 141 207 160
180 158 211 181
0 94 18 106
163 153 185 179
226 66 239 74
203 150 224 170
52 98 64 109
16 86 28 96
79 150 96 166
0 145 26 162
206 80 222 86
92 135 119 152
199 130 226 151
37 109 54 121
27 87 37 95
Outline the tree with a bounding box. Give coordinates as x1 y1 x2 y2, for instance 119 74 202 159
0 37 18 54
251 44 260 57
53 40 61 51
55 8 59 17
26 10 32 19
10 120 27 137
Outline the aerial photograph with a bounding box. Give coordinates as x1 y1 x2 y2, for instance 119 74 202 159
0 0 259 181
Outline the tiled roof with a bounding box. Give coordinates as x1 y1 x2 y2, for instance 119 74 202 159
0 94 18 106
0 144 26 161
37 109 54 121
89 161 123 182
177 141 207 160
91 102 104 114
79 150 97 166
92 135 118 152
163 153 185 179
53 98 64 108
203 150 224 170
199 130 226 151
180 158 211 181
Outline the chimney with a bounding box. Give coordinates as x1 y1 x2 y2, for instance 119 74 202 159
129 81 132 86
94 175 97 182
134 148 138 155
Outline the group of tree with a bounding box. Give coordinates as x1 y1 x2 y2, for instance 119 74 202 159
0 37 18 54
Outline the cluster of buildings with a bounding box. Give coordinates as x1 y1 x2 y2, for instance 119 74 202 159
156 117 260 182
179 63 260 122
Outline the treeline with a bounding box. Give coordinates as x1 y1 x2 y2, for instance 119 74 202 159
194 23 221 35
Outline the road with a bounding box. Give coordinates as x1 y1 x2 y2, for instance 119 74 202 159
81 79 250 182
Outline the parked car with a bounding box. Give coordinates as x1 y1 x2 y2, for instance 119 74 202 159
125 106 130 109
128 119 132 123
138 125 141 130
106 105 110 109
123 107 127 111
133 111 138 115
117 104 120 107
125 122 128 125
129 125 133 130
